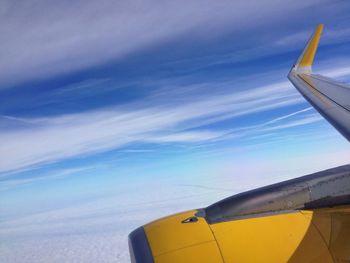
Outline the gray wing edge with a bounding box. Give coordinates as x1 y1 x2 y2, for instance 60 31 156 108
202 164 350 224
288 70 350 141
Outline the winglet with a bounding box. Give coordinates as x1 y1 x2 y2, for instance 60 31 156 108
294 24 324 70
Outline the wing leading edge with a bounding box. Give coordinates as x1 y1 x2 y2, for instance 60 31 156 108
288 24 350 141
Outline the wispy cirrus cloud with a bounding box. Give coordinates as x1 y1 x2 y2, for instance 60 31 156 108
198 109 324 145
0 78 306 174
259 114 323 132
2 60 349 175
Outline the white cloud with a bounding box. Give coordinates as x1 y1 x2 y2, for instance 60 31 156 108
0 0 323 87
320 65 350 79
0 166 93 190
194 107 323 143
148 130 226 143
274 26 350 47
263 107 313 125
260 114 323 132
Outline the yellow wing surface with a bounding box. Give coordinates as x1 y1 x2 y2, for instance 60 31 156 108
143 207 350 263
128 25 350 263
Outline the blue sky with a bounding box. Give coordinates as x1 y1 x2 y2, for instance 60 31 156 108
1 1 350 262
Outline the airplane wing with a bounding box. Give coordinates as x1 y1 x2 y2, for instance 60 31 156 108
128 25 350 263
130 166 350 263
288 24 350 141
